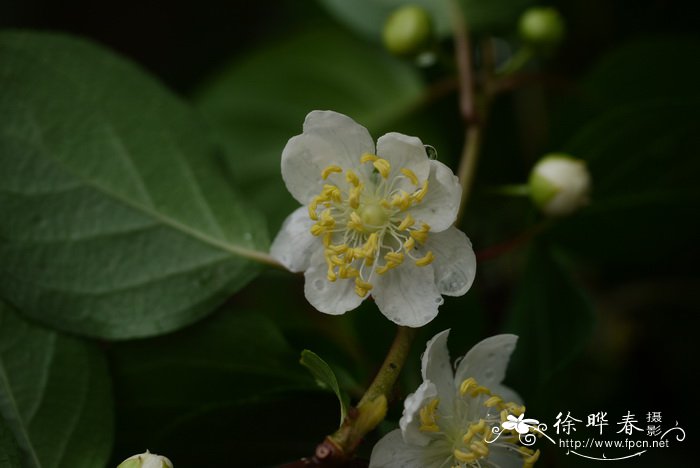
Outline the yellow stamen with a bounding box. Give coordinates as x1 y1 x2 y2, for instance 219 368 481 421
360 153 378 164
412 180 429 202
339 266 359 279
400 168 419 185
326 268 337 282
322 184 342 202
321 165 342 180
419 399 440 432
470 441 489 457
349 184 362 209
310 224 325 236
484 395 503 408
410 229 428 244
469 385 491 397
354 278 373 297
327 243 348 254
463 420 486 444
453 449 476 463
460 377 477 396
390 190 412 210
373 158 391 178
322 233 332 247
415 251 434 267
346 170 360 187
523 449 541 468
404 237 415 251
348 211 364 232
397 214 415 231
385 252 404 264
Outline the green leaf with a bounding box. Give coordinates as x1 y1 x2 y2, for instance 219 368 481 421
0 31 268 339
0 419 21 468
194 28 424 229
300 350 350 426
109 308 319 462
550 100 700 263
316 0 535 39
583 37 700 109
504 243 594 389
0 301 113 468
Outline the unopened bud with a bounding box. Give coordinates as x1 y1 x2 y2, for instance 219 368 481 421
382 5 433 57
117 451 173 468
518 7 565 52
529 154 590 216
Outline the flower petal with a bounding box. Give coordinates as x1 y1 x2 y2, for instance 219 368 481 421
425 226 476 296
376 132 431 189
369 429 450 468
408 160 461 232
372 263 443 327
270 206 317 272
281 110 375 204
304 255 364 315
420 330 455 407
399 381 438 447
488 445 527 468
454 334 518 392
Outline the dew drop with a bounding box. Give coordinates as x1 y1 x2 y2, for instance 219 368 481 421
313 279 324 290
425 145 438 160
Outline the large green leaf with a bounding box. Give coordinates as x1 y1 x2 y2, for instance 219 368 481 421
0 31 268 339
109 308 326 465
504 243 594 389
316 0 534 39
194 28 424 230
0 301 113 468
549 100 700 263
0 419 20 468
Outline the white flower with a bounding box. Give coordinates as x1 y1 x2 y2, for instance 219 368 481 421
529 154 591 216
271 111 476 327
117 451 173 468
369 330 540 468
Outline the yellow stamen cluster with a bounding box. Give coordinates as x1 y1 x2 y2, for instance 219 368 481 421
419 399 440 432
437 377 538 467
307 154 435 297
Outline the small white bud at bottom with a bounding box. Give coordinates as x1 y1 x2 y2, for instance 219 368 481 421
117 450 173 468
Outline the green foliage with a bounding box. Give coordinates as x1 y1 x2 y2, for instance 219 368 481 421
316 0 535 39
300 349 351 426
0 302 113 468
0 419 20 468
195 28 424 230
504 244 595 389
109 308 330 466
549 37 700 264
0 31 268 339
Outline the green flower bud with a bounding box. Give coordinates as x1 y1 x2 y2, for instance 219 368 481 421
382 5 433 57
518 7 565 51
117 451 173 468
529 154 591 216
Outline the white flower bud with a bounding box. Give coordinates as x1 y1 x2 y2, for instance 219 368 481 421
117 451 173 468
529 154 591 216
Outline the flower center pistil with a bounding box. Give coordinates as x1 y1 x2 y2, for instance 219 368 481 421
308 153 435 297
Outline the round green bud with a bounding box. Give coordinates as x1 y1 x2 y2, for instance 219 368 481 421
529 154 591 217
518 7 565 51
382 5 433 57
117 451 173 468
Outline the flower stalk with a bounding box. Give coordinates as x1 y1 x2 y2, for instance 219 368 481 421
313 326 417 464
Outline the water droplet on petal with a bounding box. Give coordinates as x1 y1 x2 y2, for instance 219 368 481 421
313 279 324 290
